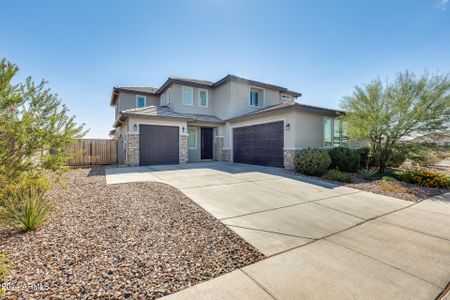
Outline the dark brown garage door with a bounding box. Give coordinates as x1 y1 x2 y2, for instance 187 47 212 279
139 125 179 165
233 121 284 167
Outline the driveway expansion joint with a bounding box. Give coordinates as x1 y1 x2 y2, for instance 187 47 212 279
239 269 278 300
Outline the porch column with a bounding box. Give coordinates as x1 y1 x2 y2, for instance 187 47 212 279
179 133 188 164
126 133 140 166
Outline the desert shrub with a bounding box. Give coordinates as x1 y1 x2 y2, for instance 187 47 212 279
355 146 407 170
357 167 378 180
395 168 450 189
0 178 52 231
378 179 408 193
0 253 10 296
355 147 372 168
323 169 352 183
327 147 360 172
294 148 331 176
409 150 441 167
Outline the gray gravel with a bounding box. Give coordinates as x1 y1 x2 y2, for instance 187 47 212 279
0 167 264 299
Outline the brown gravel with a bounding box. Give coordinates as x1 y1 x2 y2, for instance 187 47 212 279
291 170 449 202
0 167 264 299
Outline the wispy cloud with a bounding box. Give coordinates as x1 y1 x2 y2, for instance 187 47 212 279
437 0 448 11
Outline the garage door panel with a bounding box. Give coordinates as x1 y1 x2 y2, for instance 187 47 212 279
139 125 179 166
233 121 284 167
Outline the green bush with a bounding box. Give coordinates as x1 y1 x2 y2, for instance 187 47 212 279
294 148 331 176
323 169 352 183
355 147 407 169
395 168 450 189
357 167 378 180
0 180 52 231
327 147 360 172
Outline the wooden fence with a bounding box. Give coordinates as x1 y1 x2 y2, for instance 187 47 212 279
67 139 117 166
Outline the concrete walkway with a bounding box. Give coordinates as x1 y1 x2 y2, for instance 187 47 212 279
106 162 450 299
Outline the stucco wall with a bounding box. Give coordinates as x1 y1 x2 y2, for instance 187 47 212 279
167 84 215 115
118 92 160 113
293 110 325 148
213 80 283 120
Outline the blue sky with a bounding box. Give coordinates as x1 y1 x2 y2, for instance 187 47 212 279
1 0 449 138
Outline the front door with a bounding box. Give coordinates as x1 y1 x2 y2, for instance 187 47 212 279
201 127 213 160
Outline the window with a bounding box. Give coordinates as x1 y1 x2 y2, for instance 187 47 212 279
324 118 333 147
199 89 208 107
161 89 171 106
333 120 341 147
324 118 349 147
183 86 193 106
136 95 146 108
281 94 290 101
187 127 196 148
249 88 263 107
341 121 349 146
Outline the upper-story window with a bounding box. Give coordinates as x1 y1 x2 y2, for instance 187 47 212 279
249 87 263 107
161 89 171 106
281 94 291 101
199 89 208 108
182 86 193 106
136 95 146 108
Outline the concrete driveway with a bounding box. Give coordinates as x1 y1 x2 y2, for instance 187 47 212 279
106 162 450 299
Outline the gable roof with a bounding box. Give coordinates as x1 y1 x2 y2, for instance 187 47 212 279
226 102 344 122
113 106 225 127
110 74 302 106
154 74 302 97
110 86 158 106
213 75 302 97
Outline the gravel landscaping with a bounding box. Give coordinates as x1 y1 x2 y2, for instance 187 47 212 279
296 172 449 202
0 167 264 299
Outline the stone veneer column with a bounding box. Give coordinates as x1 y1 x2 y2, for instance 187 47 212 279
215 136 231 161
126 133 140 166
283 150 296 169
179 134 188 164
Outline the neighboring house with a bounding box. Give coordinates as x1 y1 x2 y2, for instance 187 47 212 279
109 74 346 168
410 132 450 147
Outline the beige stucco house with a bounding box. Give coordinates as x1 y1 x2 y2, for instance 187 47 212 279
109 75 347 168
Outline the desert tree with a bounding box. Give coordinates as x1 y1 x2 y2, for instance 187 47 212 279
0 57 86 182
341 71 450 172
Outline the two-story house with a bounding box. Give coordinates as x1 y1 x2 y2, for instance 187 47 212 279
109 75 346 168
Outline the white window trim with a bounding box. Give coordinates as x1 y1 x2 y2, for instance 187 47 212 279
199 89 208 108
136 95 146 108
187 127 197 149
249 86 264 108
182 86 194 106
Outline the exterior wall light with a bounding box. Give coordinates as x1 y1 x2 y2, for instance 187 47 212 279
182 126 185 133
285 123 290 131
134 124 138 131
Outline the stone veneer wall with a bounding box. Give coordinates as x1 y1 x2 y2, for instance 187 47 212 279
214 137 231 161
283 150 296 169
126 133 140 166
179 134 188 164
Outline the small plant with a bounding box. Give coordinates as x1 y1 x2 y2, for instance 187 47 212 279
323 169 352 183
0 253 10 296
327 147 360 172
357 167 378 180
379 179 408 193
0 182 52 232
395 168 450 189
294 148 331 176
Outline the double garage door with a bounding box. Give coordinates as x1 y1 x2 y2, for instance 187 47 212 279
233 121 284 167
139 125 179 165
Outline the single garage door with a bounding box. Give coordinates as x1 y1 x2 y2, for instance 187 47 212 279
139 125 179 165
233 121 284 167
